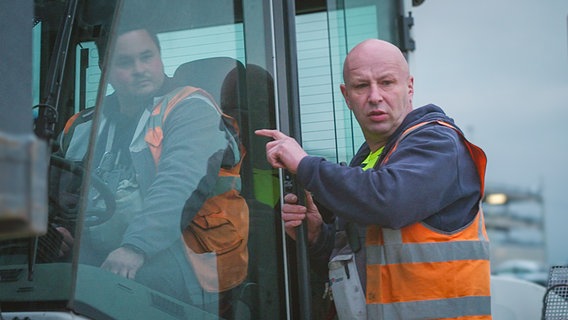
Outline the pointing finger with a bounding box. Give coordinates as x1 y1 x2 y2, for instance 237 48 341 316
255 129 288 140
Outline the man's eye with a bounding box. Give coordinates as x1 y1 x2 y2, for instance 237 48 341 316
114 59 132 68
140 53 154 63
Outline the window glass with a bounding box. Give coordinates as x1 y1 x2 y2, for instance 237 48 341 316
297 0 399 164
66 1 284 319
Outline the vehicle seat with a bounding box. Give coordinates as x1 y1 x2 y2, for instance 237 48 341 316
173 57 245 122
173 57 250 195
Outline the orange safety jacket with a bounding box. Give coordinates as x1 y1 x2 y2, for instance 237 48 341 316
144 86 249 293
365 120 491 320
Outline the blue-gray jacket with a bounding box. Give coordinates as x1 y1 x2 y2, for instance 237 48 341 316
299 104 483 276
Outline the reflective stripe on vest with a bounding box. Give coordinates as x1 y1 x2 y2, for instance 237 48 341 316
366 120 491 320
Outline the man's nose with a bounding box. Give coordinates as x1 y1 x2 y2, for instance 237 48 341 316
132 59 146 74
368 84 383 104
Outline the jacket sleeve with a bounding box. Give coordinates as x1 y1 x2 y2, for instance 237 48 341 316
296 124 480 230
122 96 232 257
308 222 336 271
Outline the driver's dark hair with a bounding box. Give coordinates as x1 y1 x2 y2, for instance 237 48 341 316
95 23 160 66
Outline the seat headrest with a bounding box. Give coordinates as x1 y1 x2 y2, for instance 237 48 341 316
173 57 245 110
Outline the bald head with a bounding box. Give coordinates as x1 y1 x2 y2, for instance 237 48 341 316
343 39 410 84
339 39 414 150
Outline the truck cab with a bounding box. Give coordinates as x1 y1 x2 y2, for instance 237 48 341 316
0 0 412 319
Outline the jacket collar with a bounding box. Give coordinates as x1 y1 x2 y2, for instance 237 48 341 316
351 104 456 167
102 76 176 118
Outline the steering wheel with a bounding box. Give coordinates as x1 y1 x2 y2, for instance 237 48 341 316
50 154 116 227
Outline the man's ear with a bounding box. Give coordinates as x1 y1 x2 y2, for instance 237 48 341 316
407 76 415 107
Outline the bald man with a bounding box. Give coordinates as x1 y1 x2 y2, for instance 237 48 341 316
256 39 491 319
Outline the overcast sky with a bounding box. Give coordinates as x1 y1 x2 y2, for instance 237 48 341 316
410 0 568 265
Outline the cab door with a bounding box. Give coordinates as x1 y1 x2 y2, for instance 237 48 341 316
62 1 290 319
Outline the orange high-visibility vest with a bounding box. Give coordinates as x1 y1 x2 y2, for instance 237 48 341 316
145 86 249 293
365 120 491 319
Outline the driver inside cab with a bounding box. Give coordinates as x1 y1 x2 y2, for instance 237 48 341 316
52 23 249 317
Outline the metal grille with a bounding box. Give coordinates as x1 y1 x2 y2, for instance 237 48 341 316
543 266 568 320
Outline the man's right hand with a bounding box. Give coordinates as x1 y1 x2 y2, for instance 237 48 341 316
281 191 323 245
101 246 145 280
255 129 308 174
